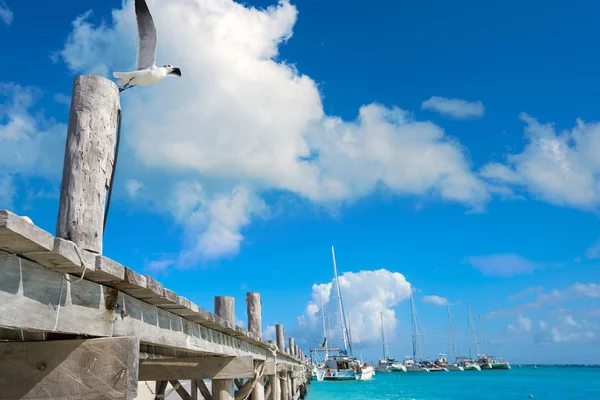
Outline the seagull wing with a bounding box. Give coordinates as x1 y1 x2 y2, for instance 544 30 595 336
135 0 157 70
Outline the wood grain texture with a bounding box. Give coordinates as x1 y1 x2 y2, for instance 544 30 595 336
195 379 213 400
169 380 193 400
214 296 235 324
56 74 120 254
139 356 254 380
276 324 285 353
0 251 115 336
0 336 139 400
0 210 54 255
246 292 262 340
212 379 234 400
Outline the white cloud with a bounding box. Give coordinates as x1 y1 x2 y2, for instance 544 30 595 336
421 96 484 119
422 295 449 306
125 179 143 198
584 239 600 259
571 282 600 298
53 93 71 106
55 0 490 265
561 315 578 327
481 114 600 209
296 269 412 346
466 253 545 277
0 173 14 209
263 325 276 341
508 314 532 333
0 83 66 201
0 1 13 26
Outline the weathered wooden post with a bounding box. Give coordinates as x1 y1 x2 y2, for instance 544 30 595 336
214 296 235 400
246 292 265 400
275 324 288 400
56 75 120 254
289 338 295 358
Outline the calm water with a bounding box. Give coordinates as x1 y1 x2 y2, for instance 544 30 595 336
306 366 600 400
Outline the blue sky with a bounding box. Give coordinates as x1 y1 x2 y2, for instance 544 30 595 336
1 0 599 364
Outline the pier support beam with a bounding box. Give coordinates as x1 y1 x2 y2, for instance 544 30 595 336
275 325 288 400
213 296 235 400
247 292 265 400
56 75 120 254
0 336 138 399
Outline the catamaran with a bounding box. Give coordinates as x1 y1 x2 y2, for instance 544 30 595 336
479 315 511 370
403 293 431 372
375 312 406 372
315 246 375 381
466 306 492 370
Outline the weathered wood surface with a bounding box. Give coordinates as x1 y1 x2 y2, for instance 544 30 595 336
0 210 53 254
155 381 168 400
276 324 285 352
56 74 120 254
195 379 213 400
0 250 116 336
0 336 139 400
289 338 295 358
213 296 235 400
139 356 254 381
169 380 193 400
246 292 262 339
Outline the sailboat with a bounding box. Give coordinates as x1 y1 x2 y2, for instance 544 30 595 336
403 293 431 372
456 306 481 371
375 312 406 372
316 246 375 381
479 315 511 370
436 306 463 371
467 307 492 370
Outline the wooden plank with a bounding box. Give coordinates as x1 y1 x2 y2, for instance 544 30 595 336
169 380 193 400
56 74 120 254
88 254 126 283
0 210 54 255
114 293 268 359
0 251 115 337
0 336 139 400
25 237 96 274
195 379 213 400
139 356 254 380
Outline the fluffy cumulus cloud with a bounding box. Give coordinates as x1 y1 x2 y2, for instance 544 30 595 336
465 253 545 277
421 96 485 119
0 83 66 208
481 113 600 210
571 282 600 298
295 269 412 346
55 0 490 265
507 314 532 333
534 315 597 345
0 1 13 26
422 295 449 306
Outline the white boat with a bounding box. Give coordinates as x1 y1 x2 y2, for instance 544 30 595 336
403 357 429 372
457 356 481 371
315 246 374 381
434 353 459 371
403 294 430 372
375 312 406 372
442 307 464 371
478 315 511 370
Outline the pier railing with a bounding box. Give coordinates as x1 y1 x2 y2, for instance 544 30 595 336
0 75 310 400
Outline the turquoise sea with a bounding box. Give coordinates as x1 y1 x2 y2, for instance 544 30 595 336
306 366 600 399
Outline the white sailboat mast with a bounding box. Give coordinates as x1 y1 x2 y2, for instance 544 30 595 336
467 306 480 356
320 294 328 358
410 292 423 361
331 246 349 353
479 315 490 356
447 306 457 362
381 312 389 360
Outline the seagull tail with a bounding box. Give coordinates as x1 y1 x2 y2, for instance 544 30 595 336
113 72 131 86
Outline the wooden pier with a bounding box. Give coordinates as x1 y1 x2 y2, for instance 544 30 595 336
0 75 310 399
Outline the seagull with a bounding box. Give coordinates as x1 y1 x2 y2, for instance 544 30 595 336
113 0 181 92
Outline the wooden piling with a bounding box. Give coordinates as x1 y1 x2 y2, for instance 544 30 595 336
275 324 285 353
56 75 120 254
289 338 295 358
213 296 235 400
247 292 265 400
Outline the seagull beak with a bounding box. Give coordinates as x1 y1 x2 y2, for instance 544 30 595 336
169 67 182 77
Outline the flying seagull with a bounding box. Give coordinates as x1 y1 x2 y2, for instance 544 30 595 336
113 0 181 92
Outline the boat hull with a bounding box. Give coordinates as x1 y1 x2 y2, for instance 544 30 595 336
405 366 430 372
491 362 511 370
463 364 481 371
446 364 464 371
